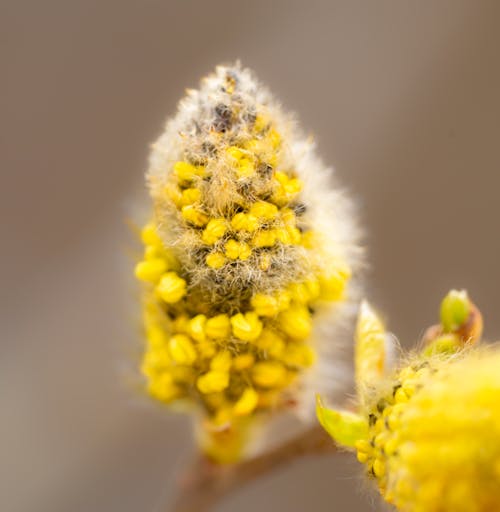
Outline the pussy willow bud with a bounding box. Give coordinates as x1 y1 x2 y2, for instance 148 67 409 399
136 63 361 463
317 291 500 512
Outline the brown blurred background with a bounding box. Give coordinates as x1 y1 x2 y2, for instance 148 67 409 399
2 1 500 511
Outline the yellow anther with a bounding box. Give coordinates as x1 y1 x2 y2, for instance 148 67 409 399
255 329 285 356
232 353 255 371
286 226 302 244
319 265 351 301
173 161 205 182
279 306 312 340
252 361 287 388
266 128 281 149
180 187 201 206
197 341 216 359
147 373 180 403
231 212 259 232
205 314 231 339
168 334 197 365
224 239 252 260
206 252 226 269
165 183 183 207
251 293 279 317
157 272 187 303
276 290 292 311
169 365 195 384
141 347 170 377
259 253 272 271
134 258 167 283
282 344 316 368
236 158 255 178
141 223 163 247
231 312 263 342
253 114 269 133
188 314 207 343
280 208 296 227
394 387 409 404
252 230 277 248
181 205 209 227
226 146 246 161
233 388 259 416
384 437 399 456
145 325 169 349
274 227 292 244
201 218 227 244
172 314 189 333
249 201 278 220
288 282 311 303
300 231 316 248
372 458 386 478
197 371 230 394
356 451 369 463
355 440 371 453
210 351 232 372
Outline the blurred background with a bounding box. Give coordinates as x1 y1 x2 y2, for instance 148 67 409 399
2 1 500 511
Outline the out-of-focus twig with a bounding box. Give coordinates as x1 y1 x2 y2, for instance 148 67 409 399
171 425 337 512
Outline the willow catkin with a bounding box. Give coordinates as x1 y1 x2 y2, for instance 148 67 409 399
136 63 362 462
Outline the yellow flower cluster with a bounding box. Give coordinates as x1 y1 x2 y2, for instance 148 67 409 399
136 66 355 462
318 291 500 512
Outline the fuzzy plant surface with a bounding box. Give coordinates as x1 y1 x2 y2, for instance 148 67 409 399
317 290 500 512
135 63 362 463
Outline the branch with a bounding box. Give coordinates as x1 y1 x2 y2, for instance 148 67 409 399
171 424 337 512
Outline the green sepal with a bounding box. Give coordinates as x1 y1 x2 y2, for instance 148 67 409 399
316 395 368 448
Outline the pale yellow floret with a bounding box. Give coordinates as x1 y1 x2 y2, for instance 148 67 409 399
252 361 287 388
206 252 226 269
173 161 206 182
251 293 279 317
202 218 227 245
205 314 231 339
197 371 230 393
156 272 187 303
233 388 259 416
278 306 312 340
181 205 209 227
252 230 277 248
168 334 197 365
231 312 263 342
249 201 278 220
134 258 167 283
224 239 252 260
231 212 259 232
